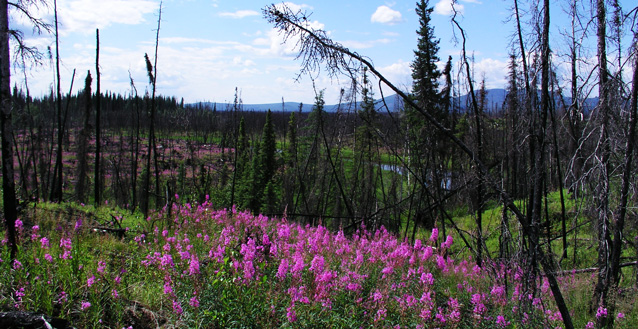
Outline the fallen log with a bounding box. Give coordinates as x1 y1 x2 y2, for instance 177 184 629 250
553 261 638 276
0 311 71 329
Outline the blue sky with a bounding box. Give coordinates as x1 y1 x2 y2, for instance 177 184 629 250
11 0 636 105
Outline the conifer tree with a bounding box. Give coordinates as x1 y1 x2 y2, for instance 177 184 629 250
283 112 298 213
261 109 277 186
406 0 445 232
354 69 378 221
230 117 248 207
412 0 441 112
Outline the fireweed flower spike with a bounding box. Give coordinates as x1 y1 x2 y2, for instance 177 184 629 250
429 228 438 242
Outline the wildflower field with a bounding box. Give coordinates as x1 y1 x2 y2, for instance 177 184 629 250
0 200 636 328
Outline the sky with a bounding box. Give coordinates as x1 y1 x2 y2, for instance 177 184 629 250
10 0 637 105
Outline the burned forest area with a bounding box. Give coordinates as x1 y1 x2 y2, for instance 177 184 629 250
1 1 638 328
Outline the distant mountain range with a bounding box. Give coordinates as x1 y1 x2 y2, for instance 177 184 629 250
191 88 598 113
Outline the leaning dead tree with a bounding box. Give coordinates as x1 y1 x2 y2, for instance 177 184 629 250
262 3 574 329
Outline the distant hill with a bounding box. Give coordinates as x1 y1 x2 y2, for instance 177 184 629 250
190 98 402 113
190 89 598 113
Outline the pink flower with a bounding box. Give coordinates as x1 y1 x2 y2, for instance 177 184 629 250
44 254 53 262
420 272 434 285
496 315 509 327
74 219 83 231
172 300 183 314
276 258 289 281
310 254 325 273
80 301 91 311
163 281 173 295
97 261 106 274
414 239 422 250
422 246 433 261
242 260 255 281
87 275 96 287
442 235 454 249
111 289 119 299
286 304 297 322
15 219 23 232
291 252 305 278
40 237 50 249
381 265 394 276
189 296 200 308
429 228 438 242
160 254 174 269
585 322 595 329
60 237 72 250
372 290 383 302
189 254 200 275
596 306 608 319
436 255 447 271
12 260 22 270
617 312 625 320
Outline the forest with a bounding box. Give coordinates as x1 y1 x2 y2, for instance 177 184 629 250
0 0 638 328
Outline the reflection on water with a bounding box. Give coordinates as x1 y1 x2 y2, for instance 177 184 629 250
378 163 452 190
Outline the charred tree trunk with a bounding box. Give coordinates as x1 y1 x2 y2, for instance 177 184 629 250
606 37 638 328
50 0 63 202
75 71 92 203
592 1 612 324
94 29 102 206
0 0 17 260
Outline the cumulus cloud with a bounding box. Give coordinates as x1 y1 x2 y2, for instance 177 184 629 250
10 0 158 35
276 2 313 13
253 19 326 57
219 10 260 19
470 57 508 89
371 6 403 25
434 0 463 16
60 0 158 34
378 60 412 89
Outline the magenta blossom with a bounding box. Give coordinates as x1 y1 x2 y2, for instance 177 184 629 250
40 237 50 249
87 275 96 287
15 219 23 232
429 228 438 242
189 296 200 308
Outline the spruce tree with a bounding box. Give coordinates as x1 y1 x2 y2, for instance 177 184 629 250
405 0 445 233
283 112 298 213
258 109 278 213
261 110 277 185
411 0 441 112
354 69 378 221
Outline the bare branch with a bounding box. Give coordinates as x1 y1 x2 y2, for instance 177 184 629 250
8 1 52 35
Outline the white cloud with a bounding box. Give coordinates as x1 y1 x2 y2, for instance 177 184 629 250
378 59 412 89
274 2 313 13
219 10 260 19
59 0 158 34
371 6 403 25
472 57 508 89
434 0 464 16
253 19 327 57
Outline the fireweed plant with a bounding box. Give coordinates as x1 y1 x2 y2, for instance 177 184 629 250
0 199 634 328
